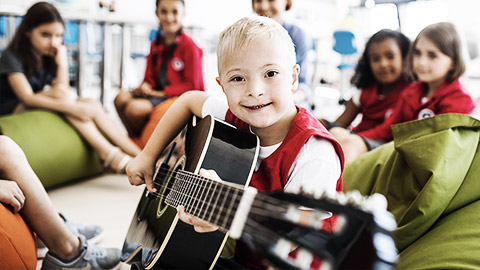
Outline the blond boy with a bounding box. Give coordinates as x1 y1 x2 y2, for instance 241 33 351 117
127 16 344 269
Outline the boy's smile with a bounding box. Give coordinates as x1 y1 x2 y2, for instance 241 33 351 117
217 37 299 145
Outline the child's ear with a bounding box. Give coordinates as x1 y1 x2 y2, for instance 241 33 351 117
291 64 300 90
216 76 225 93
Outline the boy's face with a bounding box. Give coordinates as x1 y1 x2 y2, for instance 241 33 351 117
216 37 299 130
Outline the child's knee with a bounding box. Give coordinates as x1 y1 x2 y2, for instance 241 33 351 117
125 102 150 118
114 91 131 108
0 136 25 163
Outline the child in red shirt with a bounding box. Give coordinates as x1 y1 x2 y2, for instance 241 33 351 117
127 16 344 269
331 22 474 163
323 29 411 132
114 0 204 138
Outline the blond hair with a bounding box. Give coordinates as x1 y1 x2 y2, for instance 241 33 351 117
216 16 296 74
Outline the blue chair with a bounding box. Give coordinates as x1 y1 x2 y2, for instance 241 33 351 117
64 20 79 45
0 16 6 37
333 30 357 104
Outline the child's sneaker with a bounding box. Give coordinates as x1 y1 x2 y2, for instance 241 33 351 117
36 213 104 259
60 213 104 244
41 235 121 270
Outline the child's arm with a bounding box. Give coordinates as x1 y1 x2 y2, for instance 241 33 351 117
127 90 210 193
48 44 70 93
8 72 75 113
333 99 361 128
0 180 25 213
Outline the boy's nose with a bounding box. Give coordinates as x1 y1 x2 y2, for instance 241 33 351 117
247 80 265 97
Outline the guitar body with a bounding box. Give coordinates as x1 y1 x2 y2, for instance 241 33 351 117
121 116 259 269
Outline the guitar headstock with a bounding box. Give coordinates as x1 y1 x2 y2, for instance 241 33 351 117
241 191 398 270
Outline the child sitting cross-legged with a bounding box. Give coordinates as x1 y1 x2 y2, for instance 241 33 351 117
126 16 345 269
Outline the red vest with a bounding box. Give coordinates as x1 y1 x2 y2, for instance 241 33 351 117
225 106 345 269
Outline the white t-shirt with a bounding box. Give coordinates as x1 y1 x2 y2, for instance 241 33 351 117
201 96 341 198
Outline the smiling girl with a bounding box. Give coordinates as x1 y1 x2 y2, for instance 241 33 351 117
331 22 475 163
114 0 204 141
320 29 411 143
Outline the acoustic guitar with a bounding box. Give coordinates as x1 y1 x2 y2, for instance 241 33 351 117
121 115 398 269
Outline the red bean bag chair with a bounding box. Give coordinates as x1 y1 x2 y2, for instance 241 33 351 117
133 97 178 149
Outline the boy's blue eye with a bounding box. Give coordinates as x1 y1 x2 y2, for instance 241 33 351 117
266 71 278 78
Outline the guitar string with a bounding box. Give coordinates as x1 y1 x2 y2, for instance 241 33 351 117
144 168 293 224
151 167 289 214
148 169 244 224
141 168 292 223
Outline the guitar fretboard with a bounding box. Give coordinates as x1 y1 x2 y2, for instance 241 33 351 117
164 170 245 230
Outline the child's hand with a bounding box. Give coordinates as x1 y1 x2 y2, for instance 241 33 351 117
126 153 156 193
0 180 25 213
49 44 68 67
177 205 219 233
176 169 222 233
133 84 153 97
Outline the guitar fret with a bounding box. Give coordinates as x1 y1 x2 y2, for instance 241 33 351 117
165 175 179 207
188 174 201 215
213 183 227 226
177 174 188 207
195 177 207 220
190 175 202 216
208 181 220 223
223 188 240 229
201 179 214 222
184 174 195 213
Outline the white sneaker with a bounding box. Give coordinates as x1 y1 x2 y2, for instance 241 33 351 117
41 235 121 270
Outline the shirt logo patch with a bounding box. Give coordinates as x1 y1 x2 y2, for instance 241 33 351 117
418 108 435 119
384 108 393 119
172 58 184 71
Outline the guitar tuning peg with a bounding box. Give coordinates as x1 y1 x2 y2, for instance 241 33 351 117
295 248 313 269
274 238 292 259
345 190 365 207
364 193 388 213
285 205 301 223
335 191 347 205
334 214 347 234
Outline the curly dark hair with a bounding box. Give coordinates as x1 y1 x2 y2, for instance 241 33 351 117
350 29 411 89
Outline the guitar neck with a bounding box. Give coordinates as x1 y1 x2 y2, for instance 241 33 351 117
164 169 247 231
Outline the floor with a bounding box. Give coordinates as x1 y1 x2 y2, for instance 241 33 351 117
39 174 144 270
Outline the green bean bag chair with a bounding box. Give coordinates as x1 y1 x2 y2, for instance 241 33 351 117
0 110 102 189
343 113 480 269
